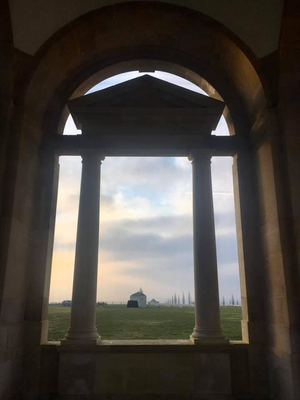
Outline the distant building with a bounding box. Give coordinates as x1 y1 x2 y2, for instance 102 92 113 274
129 289 147 308
148 299 159 307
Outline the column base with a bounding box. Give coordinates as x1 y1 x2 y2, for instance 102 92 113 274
190 334 229 345
190 327 228 344
62 328 101 345
61 336 101 346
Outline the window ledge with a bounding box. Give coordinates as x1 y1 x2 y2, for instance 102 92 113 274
42 339 248 353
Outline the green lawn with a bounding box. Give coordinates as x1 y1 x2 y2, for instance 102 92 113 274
48 305 242 341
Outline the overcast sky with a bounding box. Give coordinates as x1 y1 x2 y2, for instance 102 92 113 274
49 72 240 304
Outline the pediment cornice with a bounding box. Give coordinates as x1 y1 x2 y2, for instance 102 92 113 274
68 76 225 145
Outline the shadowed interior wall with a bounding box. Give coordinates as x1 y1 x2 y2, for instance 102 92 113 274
0 1 32 398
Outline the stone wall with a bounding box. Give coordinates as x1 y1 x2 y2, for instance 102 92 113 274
39 341 249 399
0 1 35 398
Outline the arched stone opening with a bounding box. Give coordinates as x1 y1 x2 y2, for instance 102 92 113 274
20 2 268 144
22 2 266 333
4 2 286 398
57 60 236 137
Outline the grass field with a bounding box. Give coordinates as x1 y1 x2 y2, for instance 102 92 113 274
48 305 242 341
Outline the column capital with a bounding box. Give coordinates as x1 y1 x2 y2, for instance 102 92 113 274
188 149 214 163
81 149 105 163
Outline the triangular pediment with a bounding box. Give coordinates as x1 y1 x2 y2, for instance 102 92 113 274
69 75 224 111
68 75 225 137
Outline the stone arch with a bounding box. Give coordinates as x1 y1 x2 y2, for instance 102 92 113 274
17 3 278 396
21 0 268 328
56 60 236 136
19 2 268 144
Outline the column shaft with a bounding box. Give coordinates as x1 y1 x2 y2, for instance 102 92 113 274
64 152 103 344
190 151 226 343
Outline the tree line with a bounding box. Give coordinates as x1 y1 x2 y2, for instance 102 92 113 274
165 292 240 307
166 292 193 306
221 295 240 306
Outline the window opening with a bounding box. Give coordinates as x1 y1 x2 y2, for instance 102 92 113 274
48 72 241 342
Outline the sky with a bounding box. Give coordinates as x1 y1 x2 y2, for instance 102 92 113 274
49 71 240 304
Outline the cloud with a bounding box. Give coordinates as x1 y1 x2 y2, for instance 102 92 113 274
216 234 238 265
99 229 193 262
101 194 115 207
54 242 76 251
103 215 192 236
101 156 190 197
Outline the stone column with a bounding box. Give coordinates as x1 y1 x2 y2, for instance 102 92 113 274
63 151 104 345
189 150 227 343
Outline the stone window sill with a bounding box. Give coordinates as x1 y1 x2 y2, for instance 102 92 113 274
42 339 248 353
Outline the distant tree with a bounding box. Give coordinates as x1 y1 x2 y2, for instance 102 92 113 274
222 296 226 306
231 294 235 306
188 291 191 306
236 299 239 306
182 292 185 305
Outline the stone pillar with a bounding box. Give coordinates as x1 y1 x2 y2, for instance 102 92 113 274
25 151 60 343
23 151 60 397
232 150 269 395
63 151 104 345
189 150 227 343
